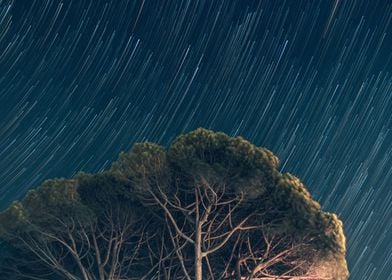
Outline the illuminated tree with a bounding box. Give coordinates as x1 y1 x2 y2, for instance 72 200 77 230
0 128 349 280
111 128 348 279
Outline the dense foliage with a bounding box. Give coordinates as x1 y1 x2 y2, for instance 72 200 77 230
0 128 348 279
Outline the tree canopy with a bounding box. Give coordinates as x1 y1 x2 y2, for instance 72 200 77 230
0 128 348 279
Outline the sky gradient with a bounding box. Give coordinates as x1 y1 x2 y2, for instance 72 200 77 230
0 0 391 279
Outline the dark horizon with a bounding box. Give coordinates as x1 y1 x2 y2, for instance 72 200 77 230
0 0 391 279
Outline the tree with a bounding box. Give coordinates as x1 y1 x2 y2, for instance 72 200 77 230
0 174 149 279
0 128 349 279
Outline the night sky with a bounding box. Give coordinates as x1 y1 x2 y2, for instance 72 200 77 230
0 0 391 279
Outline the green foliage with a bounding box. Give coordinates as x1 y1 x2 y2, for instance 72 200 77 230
0 128 348 279
167 128 279 199
0 201 26 235
110 142 170 194
77 172 134 210
168 127 278 173
0 178 93 238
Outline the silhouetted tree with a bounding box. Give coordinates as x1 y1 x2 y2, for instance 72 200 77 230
0 175 149 279
0 128 349 279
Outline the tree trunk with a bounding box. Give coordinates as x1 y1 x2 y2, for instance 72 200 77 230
195 224 203 280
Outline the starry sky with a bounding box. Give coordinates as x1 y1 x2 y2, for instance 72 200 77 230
0 0 391 279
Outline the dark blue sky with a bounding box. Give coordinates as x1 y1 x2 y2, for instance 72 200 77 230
0 0 391 279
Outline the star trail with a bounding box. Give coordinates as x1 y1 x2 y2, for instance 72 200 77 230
0 0 391 279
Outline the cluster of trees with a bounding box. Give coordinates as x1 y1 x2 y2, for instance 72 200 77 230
0 128 349 279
